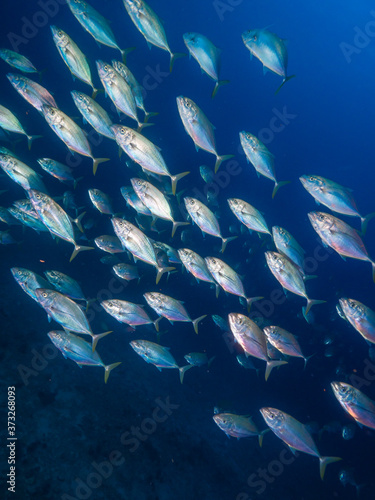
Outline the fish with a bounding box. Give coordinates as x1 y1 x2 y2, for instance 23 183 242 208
331 382 375 430
121 186 152 216
228 313 286 380
88 188 114 215
8 206 48 233
67 0 133 62
338 298 375 344
213 412 266 445
263 326 309 368
37 158 77 188
272 226 305 274
28 189 93 262
131 178 189 237
0 104 41 149
0 48 38 74
265 251 325 316
101 299 161 331
150 240 180 264
44 270 88 306
236 353 258 372
0 206 19 226
7 74 57 113
71 91 114 140
51 26 99 98
300 175 375 234
212 314 229 331
0 230 17 244
183 32 229 98
143 292 207 334
205 257 262 311
41 105 109 175
184 352 215 368
0 154 48 193
228 198 271 235
36 289 111 351
199 165 215 183
48 330 121 383
112 125 189 195
129 340 191 383
242 29 295 93
112 263 139 281
260 407 341 479
308 212 375 282
95 235 125 254
239 131 288 198
184 197 236 252
122 0 185 72
178 248 220 297
177 96 233 173
111 218 174 283
11 267 51 303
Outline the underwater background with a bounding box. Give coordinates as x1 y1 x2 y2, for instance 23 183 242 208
1 0 375 498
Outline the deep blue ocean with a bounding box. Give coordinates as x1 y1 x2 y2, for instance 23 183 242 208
1 1 375 499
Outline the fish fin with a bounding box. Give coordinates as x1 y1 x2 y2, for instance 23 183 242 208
156 266 175 284
120 47 136 64
265 360 287 381
91 88 104 100
104 362 121 383
258 429 270 447
73 176 84 190
93 157 110 176
153 316 162 332
72 211 86 233
245 296 264 312
319 456 342 480
304 298 326 316
287 445 299 456
303 274 317 281
144 111 159 123
91 331 112 352
170 52 186 73
262 66 269 75
215 284 220 299
179 364 193 384
275 74 296 95
372 261 375 283
27 134 42 150
171 171 190 195
171 220 189 238
361 212 375 235
70 244 94 262
137 121 154 133
207 356 216 368
85 298 96 312
221 235 237 253
215 154 234 174
211 80 230 99
272 180 290 199
192 314 207 334
303 353 315 370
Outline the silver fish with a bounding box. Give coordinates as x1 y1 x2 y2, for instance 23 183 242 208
178 248 219 296
331 382 375 431
101 299 160 331
272 226 305 274
264 326 309 368
7 73 57 113
71 91 114 140
11 267 51 303
0 104 41 149
112 263 139 281
0 154 47 193
228 198 271 235
213 412 266 445
95 235 124 254
88 188 114 215
37 158 77 188
338 298 375 345
0 48 38 74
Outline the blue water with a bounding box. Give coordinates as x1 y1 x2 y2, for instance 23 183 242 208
1 0 375 499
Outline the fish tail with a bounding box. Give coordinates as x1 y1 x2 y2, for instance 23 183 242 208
192 314 207 334
265 360 287 381
70 244 94 262
156 266 175 284
144 111 159 123
120 46 136 64
220 235 237 253
153 316 162 332
104 362 122 384
319 456 342 480
170 52 186 73
179 364 193 384
91 330 113 352
258 428 270 448
73 211 86 233
304 298 326 316
215 284 220 298
27 134 42 150
371 261 375 283
211 79 230 99
137 121 154 133
245 296 264 312
214 154 234 174
361 212 375 234
91 87 104 100
303 274 318 281
207 356 216 368
272 180 290 199
171 171 190 195
275 74 296 95
303 353 315 370
171 220 189 238
93 157 110 176
73 176 84 190
85 298 96 312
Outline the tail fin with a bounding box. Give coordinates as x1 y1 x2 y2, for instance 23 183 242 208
275 74 296 95
192 314 207 334
212 79 230 99
120 47 136 64
305 298 326 316
170 52 186 72
245 296 264 312
272 180 290 199
70 244 94 262
360 212 375 234
92 330 113 352
104 361 122 383
153 316 162 332
214 154 234 174
27 134 42 150
265 360 287 381
156 266 175 284
93 157 110 176
221 235 237 253
137 121 154 133
171 220 189 238
258 428 270 447
73 211 86 233
372 261 375 283
179 364 193 384
144 111 159 123
170 171 190 195
91 87 104 100
319 456 342 480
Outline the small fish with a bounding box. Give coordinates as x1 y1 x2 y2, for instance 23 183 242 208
0 48 38 74
264 326 309 368
71 91 114 140
338 298 375 344
11 267 51 303
37 158 77 188
236 353 258 371
0 154 47 193
228 198 271 235
95 235 124 254
184 197 236 252
0 206 19 225
101 299 160 331
272 226 305 274
0 104 41 149
177 96 233 173
151 240 180 264
260 407 341 479
123 0 185 72
199 165 215 183
88 188 114 215
7 74 57 113
331 382 375 430
144 292 206 334
239 131 288 198
213 413 266 445
44 270 87 305
242 29 295 93
178 248 219 296
184 352 215 368
41 105 109 175
112 263 139 281
48 331 120 383
8 206 48 233
121 186 152 216
212 314 229 331
183 32 229 98
308 212 375 282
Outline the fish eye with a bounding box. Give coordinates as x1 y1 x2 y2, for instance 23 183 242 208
253 35 257 41
42 292 48 298
104 65 108 70
36 194 41 199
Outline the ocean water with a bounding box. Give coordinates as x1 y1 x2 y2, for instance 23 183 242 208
1 0 375 499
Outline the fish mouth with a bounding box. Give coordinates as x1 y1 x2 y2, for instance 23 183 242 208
299 176 307 186
331 381 341 393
